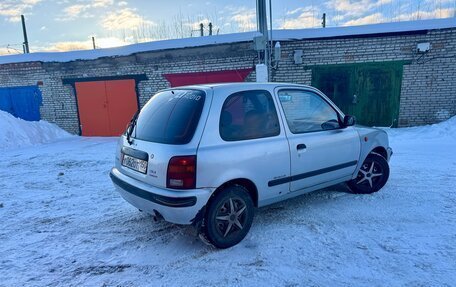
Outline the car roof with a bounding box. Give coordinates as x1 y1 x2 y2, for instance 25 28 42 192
167 82 313 91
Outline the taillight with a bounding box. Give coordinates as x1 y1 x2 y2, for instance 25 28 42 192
167 156 196 189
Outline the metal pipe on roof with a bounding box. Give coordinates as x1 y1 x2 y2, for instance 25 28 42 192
21 15 30 54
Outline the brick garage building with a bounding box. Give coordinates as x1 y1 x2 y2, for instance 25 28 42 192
0 18 455 135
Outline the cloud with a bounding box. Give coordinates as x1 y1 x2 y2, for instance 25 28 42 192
325 0 398 26
0 45 24 56
286 7 306 16
101 8 154 31
326 0 392 17
61 4 90 20
424 0 455 4
31 36 129 52
0 0 41 22
281 6 321 29
118 1 128 7
394 8 455 21
44 41 92 52
56 0 114 21
92 0 114 8
0 48 11 56
225 6 256 32
343 13 386 26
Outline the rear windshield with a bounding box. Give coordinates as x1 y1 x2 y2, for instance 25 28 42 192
132 89 206 144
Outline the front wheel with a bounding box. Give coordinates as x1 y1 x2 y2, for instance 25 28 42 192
202 185 254 249
347 153 390 194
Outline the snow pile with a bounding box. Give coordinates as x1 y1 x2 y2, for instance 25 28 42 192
386 116 456 142
0 110 72 150
0 31 260 65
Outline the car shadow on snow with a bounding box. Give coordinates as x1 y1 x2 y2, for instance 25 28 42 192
254 183 354 223
100 183 357 256
99 208 207 248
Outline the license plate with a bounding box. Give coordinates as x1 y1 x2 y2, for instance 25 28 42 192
122 154 148 174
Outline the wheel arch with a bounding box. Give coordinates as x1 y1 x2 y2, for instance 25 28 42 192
192 178 259 228
347 151 390 194
352 145 389 180
371 146 388 159
212 178 259 208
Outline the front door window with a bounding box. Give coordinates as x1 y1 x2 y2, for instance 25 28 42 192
278 89 341 133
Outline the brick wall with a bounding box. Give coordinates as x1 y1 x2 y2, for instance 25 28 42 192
0 28 455 134
1 43 256 134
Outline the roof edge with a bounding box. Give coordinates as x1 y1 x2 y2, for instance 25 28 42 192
0 17 455 65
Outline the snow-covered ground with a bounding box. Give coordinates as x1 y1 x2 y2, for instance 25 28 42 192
0 117 455 286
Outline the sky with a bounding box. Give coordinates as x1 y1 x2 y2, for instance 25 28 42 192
0 0 455 55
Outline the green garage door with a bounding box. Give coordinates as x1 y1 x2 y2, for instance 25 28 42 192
312 62 403 127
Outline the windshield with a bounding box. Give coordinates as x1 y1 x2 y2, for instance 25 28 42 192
132 89 206 145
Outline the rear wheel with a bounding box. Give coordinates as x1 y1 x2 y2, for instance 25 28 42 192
202 185 254 249
347 153 389 194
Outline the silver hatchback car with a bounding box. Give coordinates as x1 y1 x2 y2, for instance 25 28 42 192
110 83 392 248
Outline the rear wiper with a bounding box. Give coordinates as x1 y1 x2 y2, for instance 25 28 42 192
126 110 140 145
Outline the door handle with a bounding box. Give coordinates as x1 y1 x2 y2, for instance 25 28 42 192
352 94 358 104
297 144 307 150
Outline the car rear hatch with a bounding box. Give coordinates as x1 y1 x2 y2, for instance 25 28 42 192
116 87 212 189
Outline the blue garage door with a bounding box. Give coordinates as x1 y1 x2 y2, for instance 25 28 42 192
0 86 42 121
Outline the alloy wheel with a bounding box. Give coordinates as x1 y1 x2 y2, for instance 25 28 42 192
215 197 247 238
356 161 384 189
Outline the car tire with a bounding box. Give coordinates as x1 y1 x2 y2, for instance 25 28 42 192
347 153 390 194
202 185 254 249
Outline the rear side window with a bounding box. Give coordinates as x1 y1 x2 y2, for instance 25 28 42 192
220 90 280 141
133 89 205 144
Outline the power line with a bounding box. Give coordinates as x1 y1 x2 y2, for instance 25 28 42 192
1 44 23 54
0 43 23 47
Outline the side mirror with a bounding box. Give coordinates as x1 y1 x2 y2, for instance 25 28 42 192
343 115 356 127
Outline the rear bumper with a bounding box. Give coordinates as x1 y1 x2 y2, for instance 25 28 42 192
110 167 213 225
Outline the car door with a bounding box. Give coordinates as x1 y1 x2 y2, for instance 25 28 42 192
275 88 360 193
197 88 290 205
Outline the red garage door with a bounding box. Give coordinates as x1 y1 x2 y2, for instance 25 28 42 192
164 68 253 87
75 79 138 136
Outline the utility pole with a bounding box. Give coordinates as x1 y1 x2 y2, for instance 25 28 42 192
269 0 273 71
454 0 456 18
21 15 30 54
208 22 213 36
200 23 204 37
322 13 326 28
256 0 269 77
92 36 96 49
